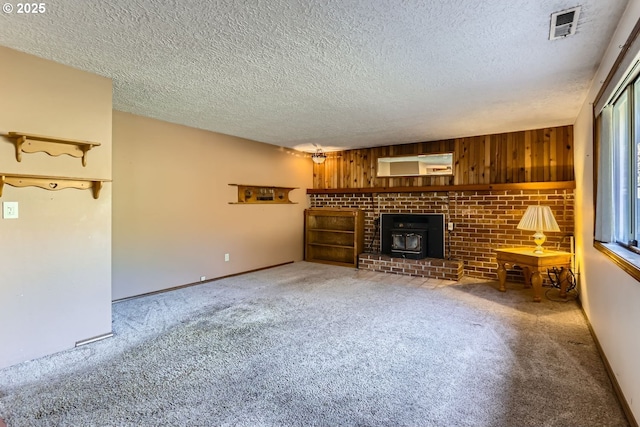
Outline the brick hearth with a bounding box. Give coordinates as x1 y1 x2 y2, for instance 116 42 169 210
359 253 464 281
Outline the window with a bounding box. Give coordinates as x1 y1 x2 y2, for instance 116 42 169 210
597 77 640 248
612 87 631 244
593 22 640 280
595 62 640 285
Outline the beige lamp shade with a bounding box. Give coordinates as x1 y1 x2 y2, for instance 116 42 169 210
517 205 560 253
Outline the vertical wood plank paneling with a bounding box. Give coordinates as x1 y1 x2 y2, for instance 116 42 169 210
454 138 463 185
314 161 323 189
367 150 374 187
557 127 566 181
506 132 514 183
468 137 476 184
515 131 525 183
476 135 483 184
483 135 491 184
524 130 532 182
359 151 366 188
343 152 349 188
543 128 551 181
462 138 470 185
311 125 574 189
474 136 482 184
349 150 356 188
372 146 383 188
328 153 336 186
499 133 508 183
490 134 498 183
549 127 557 182
335 154 341 188
566 126 574 181
322 154 329 188
532 129 543 182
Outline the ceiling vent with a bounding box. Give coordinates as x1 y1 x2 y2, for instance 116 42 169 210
549 6 581 40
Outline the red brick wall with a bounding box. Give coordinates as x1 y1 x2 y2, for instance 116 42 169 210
309 189 574 281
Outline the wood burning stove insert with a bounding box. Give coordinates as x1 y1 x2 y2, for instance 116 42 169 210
381 213 445 259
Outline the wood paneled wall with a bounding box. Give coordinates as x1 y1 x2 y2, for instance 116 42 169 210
313 125 574 189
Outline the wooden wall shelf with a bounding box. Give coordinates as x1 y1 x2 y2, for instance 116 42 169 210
0 173 111 199
306 181 576 195
5 132 101 167
229 184 297 204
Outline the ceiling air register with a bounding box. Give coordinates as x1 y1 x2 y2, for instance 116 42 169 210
549 6 581 40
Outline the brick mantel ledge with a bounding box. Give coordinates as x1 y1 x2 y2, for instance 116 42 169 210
307 181 575 194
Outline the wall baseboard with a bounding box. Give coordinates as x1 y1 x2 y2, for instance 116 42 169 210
579 301 638 427
113 261 294 303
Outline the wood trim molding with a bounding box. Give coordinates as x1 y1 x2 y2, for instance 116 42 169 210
593 241 640 282
593 17 640 108
112 261 294 302
307 181 576 195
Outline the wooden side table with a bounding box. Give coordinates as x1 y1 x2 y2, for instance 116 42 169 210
496 248 572 302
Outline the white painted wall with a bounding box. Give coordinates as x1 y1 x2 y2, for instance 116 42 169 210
573 0 640 420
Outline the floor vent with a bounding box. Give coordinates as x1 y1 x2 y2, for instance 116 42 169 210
549 6 581 40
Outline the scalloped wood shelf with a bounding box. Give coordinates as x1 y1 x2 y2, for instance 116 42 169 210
5 132 101 167
229 184 297 204
0 173 111 199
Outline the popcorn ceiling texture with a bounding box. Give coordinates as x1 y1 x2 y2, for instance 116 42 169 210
0 0 629 150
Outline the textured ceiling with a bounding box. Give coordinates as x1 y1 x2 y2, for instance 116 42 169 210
0 0 630 151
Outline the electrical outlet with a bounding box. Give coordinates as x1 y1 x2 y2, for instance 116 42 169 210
3 201 19 219
447 222 454 231
200 276 206 282
224 253 230 262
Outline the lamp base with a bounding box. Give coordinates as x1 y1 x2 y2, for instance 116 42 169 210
532 231 546 254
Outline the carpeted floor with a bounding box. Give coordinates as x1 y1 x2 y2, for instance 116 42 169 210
0 262 630 426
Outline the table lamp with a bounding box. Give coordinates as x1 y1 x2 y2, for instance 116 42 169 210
517 205 560 254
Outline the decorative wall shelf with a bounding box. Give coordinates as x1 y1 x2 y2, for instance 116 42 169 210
5 132 101 167
229 184 297 204
0 173 111 199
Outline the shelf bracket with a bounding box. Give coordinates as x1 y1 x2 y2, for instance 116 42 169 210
92 180 103 199
14 135 26 162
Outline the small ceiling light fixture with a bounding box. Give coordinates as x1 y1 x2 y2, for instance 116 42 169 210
311 148 327 164
549 6 581 40
517 205 561 253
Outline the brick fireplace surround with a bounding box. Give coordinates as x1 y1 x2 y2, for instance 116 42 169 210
309 189 574 282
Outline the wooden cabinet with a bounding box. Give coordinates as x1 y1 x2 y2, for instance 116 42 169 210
305 208 364 268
